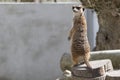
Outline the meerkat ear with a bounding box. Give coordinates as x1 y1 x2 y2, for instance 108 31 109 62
83 8 85 11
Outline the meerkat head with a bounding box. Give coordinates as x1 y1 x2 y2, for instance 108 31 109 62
72 5 85 15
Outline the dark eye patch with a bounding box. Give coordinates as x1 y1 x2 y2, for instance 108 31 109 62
76 7 81 10
72 6 81 10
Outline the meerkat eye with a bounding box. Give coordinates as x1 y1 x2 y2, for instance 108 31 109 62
76 7 81 10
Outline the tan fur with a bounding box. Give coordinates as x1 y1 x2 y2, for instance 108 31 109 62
68 5 92 69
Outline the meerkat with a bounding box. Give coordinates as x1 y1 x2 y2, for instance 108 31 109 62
68 5 92 70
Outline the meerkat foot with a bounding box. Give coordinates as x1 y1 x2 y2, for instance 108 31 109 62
73 64 79 67
72 62 85 67
79 62 85 65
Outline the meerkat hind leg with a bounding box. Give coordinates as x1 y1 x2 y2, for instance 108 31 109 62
79 62 85 65
84 55 93 71
72 56 80 67
73 56 85 67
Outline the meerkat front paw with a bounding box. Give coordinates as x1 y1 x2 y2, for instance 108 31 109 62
68 36 71 41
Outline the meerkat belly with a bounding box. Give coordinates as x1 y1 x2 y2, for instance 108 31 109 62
71 31 90 55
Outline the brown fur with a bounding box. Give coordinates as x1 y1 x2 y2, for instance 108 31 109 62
68 5 92 69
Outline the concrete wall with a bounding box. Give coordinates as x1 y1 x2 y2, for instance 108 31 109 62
0 4 99 80
86 9 99 49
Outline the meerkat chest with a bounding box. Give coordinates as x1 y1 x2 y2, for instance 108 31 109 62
72 27 87 43
71 29 90 53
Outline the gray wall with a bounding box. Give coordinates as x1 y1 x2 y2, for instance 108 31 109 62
0 4 99 80
86 9 99 49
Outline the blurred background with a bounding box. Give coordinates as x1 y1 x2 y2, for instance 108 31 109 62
0 4 99 80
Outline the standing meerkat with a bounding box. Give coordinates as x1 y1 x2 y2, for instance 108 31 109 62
68 5 92 70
